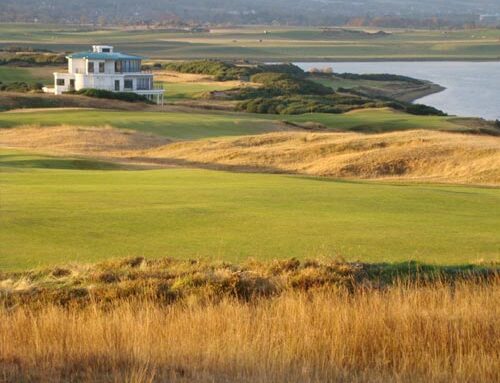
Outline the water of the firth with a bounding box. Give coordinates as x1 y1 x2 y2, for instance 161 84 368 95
296 62 500 120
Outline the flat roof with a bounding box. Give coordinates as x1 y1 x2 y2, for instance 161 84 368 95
67 52 145 60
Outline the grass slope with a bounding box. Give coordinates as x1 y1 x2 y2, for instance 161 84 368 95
0 109 282 139
1 158 498 270
0 108 487 140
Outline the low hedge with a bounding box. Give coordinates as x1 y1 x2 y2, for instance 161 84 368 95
70 89 151 103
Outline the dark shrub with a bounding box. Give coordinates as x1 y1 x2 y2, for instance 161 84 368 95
405 103 447 116
164 60 305 81
336 73 425 84
0 81 43 92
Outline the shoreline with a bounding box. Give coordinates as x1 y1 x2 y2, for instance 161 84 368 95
402 83 446 103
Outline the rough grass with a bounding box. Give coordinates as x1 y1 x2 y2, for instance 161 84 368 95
0 258 498 382
1 164 499 270
0 125 170 154
1 256 497 307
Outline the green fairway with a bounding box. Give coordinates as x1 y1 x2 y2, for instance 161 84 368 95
0 108 474 139
1 152 499 270
160 82 237 100
1 24 500 61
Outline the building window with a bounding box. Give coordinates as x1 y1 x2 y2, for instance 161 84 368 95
116 60 141 73
99 62 105 73
56 79 65 86
137 77 152 90
115 80 120 91
88 61 94 73
124 80 133 90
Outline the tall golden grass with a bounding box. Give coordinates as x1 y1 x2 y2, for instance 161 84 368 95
3 126 499 184
149 130 500 185
1 281 498 382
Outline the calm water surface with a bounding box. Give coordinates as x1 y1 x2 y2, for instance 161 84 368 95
295 62 500 120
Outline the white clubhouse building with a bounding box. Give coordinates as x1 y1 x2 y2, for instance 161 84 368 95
50 45 164 104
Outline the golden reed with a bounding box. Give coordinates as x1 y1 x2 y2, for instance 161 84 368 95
1 282 498 382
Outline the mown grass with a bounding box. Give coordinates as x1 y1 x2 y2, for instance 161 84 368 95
0 108 478 140
1 157 499 270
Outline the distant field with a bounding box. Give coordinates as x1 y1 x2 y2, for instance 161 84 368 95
0 108 484 139
1 151 499 270
1 24 500 61
0 66 59 84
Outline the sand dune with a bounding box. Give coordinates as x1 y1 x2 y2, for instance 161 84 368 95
1 125 499 185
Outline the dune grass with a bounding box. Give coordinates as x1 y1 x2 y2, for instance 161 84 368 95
143 130 500 185
1 157 499 270
1 278 498 382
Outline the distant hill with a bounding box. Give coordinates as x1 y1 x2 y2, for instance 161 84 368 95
2 0 500 26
